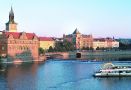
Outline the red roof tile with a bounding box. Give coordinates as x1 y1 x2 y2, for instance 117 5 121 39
39 37 54 41
3 32 37 40
94 38 106 42
26 33 36 39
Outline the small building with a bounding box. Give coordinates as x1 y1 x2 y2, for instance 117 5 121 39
39 37 55 50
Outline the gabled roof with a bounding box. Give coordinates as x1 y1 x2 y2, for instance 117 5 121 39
3 32 38 40
73 28 81 34
26 33 37 39
39 37 54 41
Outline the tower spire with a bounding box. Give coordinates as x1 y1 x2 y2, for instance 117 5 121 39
9 6 15 23
6 6 17 32
73 28 81 34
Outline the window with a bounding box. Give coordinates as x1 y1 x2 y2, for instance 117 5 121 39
2 46 5 51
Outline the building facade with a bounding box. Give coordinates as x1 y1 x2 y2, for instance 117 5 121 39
0 32 39 61
39 37 55 50
0 7 39 61
93 38 119 50
63 28 119 50
93 38 107 50
63 28 93 49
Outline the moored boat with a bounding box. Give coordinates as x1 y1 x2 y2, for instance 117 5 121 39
94 63 131 77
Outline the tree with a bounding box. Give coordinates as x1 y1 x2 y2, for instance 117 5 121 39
86 47 90 50
82 47 86 50
96 47 100 50
39 47 45 55
54 40 75 52
48 46 54 52
89 47 94 50
119 42 131 50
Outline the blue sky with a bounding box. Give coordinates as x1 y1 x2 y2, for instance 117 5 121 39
0 0 131 38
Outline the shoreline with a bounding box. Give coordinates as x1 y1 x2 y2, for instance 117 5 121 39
1 59 45 64
46 50 131 60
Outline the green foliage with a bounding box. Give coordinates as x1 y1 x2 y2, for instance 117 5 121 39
89 47 94 50
48 46 54 52
39 47 45 55
48 40 75 52
0 56 2 69
96 47 100 50
82 47 90 50
119 42 131 50
0 59 1 64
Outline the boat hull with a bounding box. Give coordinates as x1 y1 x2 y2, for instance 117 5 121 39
94 73 131 77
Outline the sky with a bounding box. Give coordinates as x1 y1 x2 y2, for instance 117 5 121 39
0 0 131 38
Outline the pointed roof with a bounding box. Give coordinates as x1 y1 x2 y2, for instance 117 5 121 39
6 6 17 24
73 28 81 34
9 6 14 16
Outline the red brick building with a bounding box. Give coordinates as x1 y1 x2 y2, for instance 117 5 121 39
0 32 39 61
0 7 39 61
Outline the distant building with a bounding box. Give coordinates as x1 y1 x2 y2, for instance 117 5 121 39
63 28 93 49
0 7 39 61
93 38 119 50
63 28 119 50
39 37 55 50
93 38 107 49
54 38 63 42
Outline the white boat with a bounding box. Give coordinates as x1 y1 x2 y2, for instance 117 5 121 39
94 63 131 77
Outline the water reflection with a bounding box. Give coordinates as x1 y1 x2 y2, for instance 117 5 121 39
3 63 39 90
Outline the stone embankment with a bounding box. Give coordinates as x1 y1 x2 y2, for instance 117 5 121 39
45 50 131 60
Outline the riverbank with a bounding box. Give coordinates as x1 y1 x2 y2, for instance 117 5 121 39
70 50 131 60
46 50 131 60
69 50 131 55
0 59 45 65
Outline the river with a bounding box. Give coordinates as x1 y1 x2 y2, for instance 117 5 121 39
0 59 131 90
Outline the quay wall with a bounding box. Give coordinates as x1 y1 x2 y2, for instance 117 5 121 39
46 51 131 60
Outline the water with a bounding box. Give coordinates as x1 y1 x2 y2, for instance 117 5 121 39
0 60 131 90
